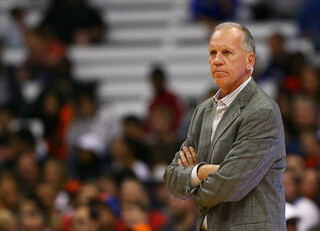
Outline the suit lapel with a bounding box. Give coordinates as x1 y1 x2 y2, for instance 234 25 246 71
200 99 216 161
209 79 257 158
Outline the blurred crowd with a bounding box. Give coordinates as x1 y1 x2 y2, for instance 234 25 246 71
0 0 319 230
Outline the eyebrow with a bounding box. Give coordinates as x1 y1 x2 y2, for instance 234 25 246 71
208 47 235 52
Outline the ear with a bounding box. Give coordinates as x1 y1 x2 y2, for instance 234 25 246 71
246 53 255 70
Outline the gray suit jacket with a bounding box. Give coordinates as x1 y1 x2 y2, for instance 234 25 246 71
163 79 286 231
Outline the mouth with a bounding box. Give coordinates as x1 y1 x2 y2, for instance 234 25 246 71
213 71 228 75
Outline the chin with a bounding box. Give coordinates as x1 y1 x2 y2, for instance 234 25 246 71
213 77 228 88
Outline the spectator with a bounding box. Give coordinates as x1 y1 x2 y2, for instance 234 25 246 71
42 158 71 214
71 205 99 231
300 168 320 206
299 129 320 168
2 7 27 48
35 88 71 159
283 169 320 231
118 179 167 231
150 165 170 214
0 107 15 169
119 201 153 231
147 65 183 134
35 182 62 229
0 208 18 231
41 0 106 45
11 129 36 157
18 197 48 231
122 115 149 164
91 200 118 231
160 196 196 231
67 85 120 152
110 138 150 183
16 28 66 111
259 33 291 85
0 41 25 115
148 106 182 167
73 133 106 181
0 106 14 141
292 96 318 133
16 152 40 196
76 183 99 206
286 154 306 178
299 65 320 103
0 176 20 212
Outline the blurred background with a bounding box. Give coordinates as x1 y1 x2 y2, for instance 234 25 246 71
0 0 319 230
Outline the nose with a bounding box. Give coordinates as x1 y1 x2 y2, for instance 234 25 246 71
213 52 223 66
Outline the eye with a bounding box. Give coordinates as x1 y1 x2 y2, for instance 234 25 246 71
210 50 216 56
223 50 232 55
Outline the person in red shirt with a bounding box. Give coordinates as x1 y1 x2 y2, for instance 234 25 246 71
147 65 184 133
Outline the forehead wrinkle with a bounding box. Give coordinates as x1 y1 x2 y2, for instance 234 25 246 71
210 28 246 52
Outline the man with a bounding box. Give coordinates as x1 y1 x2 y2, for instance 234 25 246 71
163 22 286 231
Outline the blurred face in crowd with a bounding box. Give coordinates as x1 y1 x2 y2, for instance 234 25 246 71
43 159 65 188
154 183 170 208
0 209 18 231
0 178 19 211
76 184 99 205
150 106 174 134
300 66 319 95
286 155 305 178
123 119 143 140
292 97 317 129
299 130 320 156
41 92 60 117
78 95 95 118
209 27 255 97
283 170 299 203
72 206 97 231
97 204 116 231
19 200 46 231
277 93 291 120
17 153 39 185
121 202 149 229
168 196 195 221
98 176 117 196
120 179 149 205
300 169 319 201
111 138 133 161
35 183 57 209
268 33 285 55
0 108 13 132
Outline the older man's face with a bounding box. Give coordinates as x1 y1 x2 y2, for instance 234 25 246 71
209 28 254 96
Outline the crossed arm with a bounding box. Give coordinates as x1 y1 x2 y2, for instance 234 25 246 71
178 146 219 181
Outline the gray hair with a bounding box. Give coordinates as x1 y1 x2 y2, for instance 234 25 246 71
213 22 256 54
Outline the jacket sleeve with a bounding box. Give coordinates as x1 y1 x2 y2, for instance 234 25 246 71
163 106 200 199
192 106 285 214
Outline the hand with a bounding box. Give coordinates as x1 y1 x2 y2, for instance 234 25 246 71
178 146 198 167
197 164 220 181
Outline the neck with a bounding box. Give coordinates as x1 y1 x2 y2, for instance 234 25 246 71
221 75 250 97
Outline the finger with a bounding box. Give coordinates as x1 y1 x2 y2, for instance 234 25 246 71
178 158 182 166
179 151 189 166
189 146 198 163
183 146 194 165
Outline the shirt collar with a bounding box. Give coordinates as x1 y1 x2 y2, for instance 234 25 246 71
213 76 252 107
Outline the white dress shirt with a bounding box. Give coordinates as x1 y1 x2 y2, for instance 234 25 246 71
190 77 252 230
